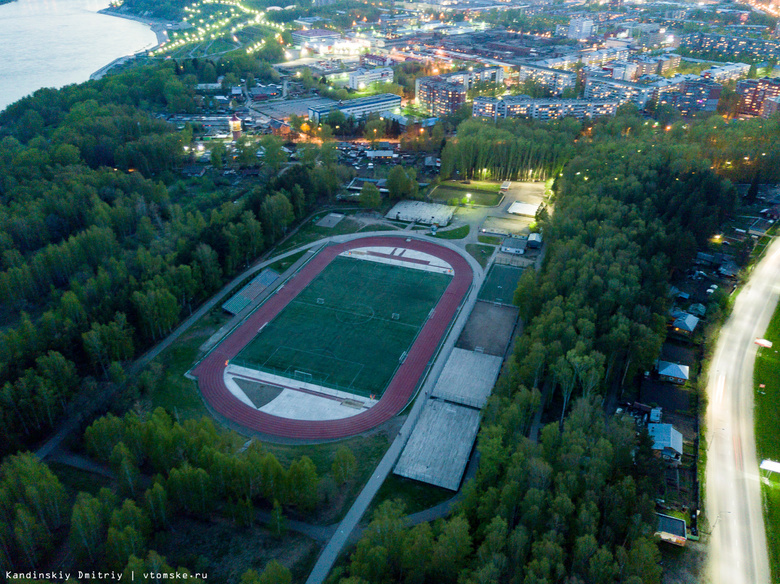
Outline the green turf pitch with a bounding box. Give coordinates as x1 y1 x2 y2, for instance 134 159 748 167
234 256 452 397
478 264 525 304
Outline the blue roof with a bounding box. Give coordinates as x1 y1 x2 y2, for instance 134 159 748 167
221 269 279 315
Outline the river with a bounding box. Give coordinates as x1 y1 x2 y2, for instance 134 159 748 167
0 0 158 112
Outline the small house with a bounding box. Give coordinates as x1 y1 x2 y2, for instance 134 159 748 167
501 237 527 255
528 233 543 249
647 423 683 461
657 361 690 384
689 303 706 318
672 312 699 335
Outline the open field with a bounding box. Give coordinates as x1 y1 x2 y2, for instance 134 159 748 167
367 474 453 518
755 301 780 581
430 224 470 240
466 243 494 268
277 217 363 253
234 256 451 397
478 264 525 305
148 309 230 419
429 183 501 207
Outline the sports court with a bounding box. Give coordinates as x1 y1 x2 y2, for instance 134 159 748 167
233 255 452 398
478 264 525 305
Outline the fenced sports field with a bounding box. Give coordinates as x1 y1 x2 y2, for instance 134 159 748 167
233 256 452 398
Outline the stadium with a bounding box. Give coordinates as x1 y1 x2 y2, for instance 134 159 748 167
191 235 474 441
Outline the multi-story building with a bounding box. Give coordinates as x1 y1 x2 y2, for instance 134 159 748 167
307 93 402 123
291 28 342 49
761 94 780 117
416 79 467 117
673 77 722 116
568 17 595 40
584 75 654 109
681 32 780 60
473 95 620 121
537 48 629 71
348 67 394 90
516 64 577 95
632 56 661 77
415 67 504 115
701 62 751 82
736 77 780 116
361 54 394 67
600 60 639 81
658 53 682 73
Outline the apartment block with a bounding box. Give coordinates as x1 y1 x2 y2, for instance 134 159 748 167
348 67 394 90
473 95 620 121
736 77 780 116
584 75 654 109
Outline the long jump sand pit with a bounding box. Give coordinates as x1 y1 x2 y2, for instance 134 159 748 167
191 236 473 441
455 301 518 357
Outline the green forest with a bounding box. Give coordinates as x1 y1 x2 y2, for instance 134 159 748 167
332 108 745 584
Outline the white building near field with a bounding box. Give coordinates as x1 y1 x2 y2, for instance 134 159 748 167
349 67 394 90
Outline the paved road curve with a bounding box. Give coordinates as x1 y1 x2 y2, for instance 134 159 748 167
706 237 780 584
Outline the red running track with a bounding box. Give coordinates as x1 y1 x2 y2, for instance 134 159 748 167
192 236 473 440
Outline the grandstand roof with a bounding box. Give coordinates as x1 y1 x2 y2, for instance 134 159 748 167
222 269 280 315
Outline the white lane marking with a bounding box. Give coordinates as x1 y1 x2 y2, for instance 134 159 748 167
715 374 726 405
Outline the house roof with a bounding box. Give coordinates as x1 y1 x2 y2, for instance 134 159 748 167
689 303 707 317
501 238 527 251
657 360 690 381
673 313 699 333
648 423 683 456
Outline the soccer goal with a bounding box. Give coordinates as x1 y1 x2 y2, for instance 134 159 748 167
317 298 325 305
392 313 400 320
294 370 314 384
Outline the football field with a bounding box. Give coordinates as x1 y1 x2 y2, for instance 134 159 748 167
234 256 452 397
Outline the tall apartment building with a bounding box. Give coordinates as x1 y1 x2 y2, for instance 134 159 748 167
681 32 780 60
416 79 467 117
584 75 654 109
568 17 595 40
516 64 577 95
473 96 620 121
415 67 504 115
348 67 394 90
736 77 780 117
701 62 751 82
673 77 722 116
762 95 780 117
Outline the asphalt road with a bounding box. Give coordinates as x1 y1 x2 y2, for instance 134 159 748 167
706 237 780 584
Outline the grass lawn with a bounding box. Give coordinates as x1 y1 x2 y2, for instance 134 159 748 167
478 264 525 304
277 217 363 253
234 256 451 397
267 249 308 273
755 300 780 582
466 243 494 268
430 224 470 240
358 224 399 232
147 309 230 420
478 235 501 245
366 474 454 519
429 185 500 207
48 462 113 496
443 180 500 192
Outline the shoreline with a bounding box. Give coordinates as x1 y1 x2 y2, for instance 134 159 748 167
91 8 187 80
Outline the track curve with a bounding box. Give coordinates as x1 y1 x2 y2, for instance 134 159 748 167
192 236 473 441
